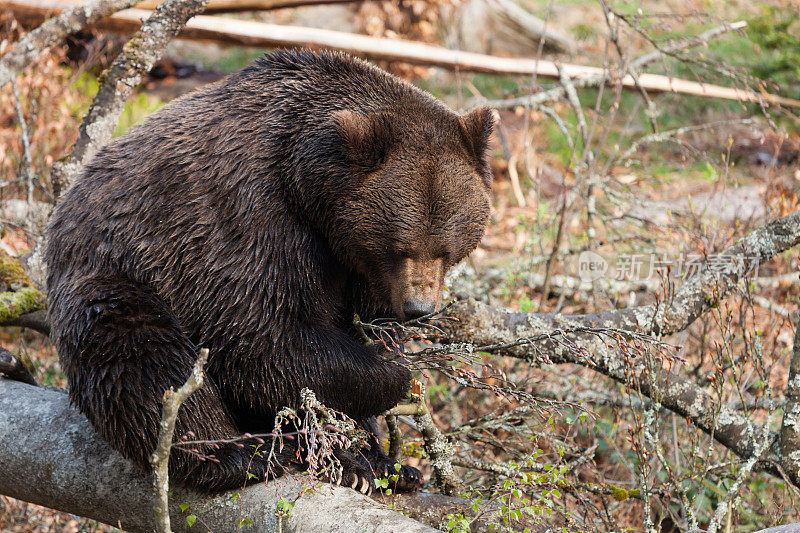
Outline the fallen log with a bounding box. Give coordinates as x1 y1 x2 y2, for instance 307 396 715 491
444 0 576 56
71 0 358 13
0 378 441 532
5 0 800 108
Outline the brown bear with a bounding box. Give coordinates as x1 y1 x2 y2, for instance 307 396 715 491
45 49 493 493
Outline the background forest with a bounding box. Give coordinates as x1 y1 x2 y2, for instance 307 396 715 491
1 0 799 531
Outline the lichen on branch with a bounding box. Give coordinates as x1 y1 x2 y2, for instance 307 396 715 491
0 251 45 323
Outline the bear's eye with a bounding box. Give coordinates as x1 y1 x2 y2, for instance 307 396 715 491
388 240 412 258
429 245 449 260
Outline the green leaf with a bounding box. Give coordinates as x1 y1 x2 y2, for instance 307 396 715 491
185 514 196 527
277 498 295 513
179 503 191 513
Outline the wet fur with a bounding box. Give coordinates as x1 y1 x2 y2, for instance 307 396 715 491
45 49 492 492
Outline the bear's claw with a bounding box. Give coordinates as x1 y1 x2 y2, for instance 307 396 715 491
336 467 373 496
393 463 424 493
367 456 424 493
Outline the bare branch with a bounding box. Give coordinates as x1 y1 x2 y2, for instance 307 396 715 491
385 415 403 463
707 421 773 533
0 309 49 335
123 0 354 12
482 20 753 110
630 20 748 71
442 209 800 485
0 0 140 88
752 295 795 320
0 348 36 386
386 382 461 496
10 80 34 204
150 348 209 533
780 312 800 483
481 0 576 55
50 0 209 197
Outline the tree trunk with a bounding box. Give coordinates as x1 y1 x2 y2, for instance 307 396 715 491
0 378 438 532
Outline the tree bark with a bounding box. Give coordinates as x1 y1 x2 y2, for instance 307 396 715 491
780 312 800 482
63 0 358 13
0 378 441 532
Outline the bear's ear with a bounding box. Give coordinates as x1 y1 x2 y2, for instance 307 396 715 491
332 110 393 169
459 106 495 186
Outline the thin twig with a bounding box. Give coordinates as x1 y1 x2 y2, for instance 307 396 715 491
386 381 461 495
150 348 209 533
10 80 34 205
444 209 800 487
385 415 402 463
482 20 749 110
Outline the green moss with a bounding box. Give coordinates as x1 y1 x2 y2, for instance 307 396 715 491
0 251 47 321
746 7 800 98
0 251 34 291
0 286 46 322
610 486 640 501
574 22 596 41
114 92 166 137
177 45 264 72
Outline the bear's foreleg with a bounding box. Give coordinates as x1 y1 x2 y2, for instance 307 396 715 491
272 324 423 491
278 323 411 420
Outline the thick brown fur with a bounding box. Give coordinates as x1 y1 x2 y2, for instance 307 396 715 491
45 49 493 493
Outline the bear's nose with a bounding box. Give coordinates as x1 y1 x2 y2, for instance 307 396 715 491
403 300 435 320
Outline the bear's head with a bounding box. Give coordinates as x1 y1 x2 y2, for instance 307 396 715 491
323 103 495 321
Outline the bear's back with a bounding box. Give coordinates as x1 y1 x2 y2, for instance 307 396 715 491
45 50 456 347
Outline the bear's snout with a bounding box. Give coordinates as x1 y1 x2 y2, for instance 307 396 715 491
393 257 444 321
403 299 436 320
